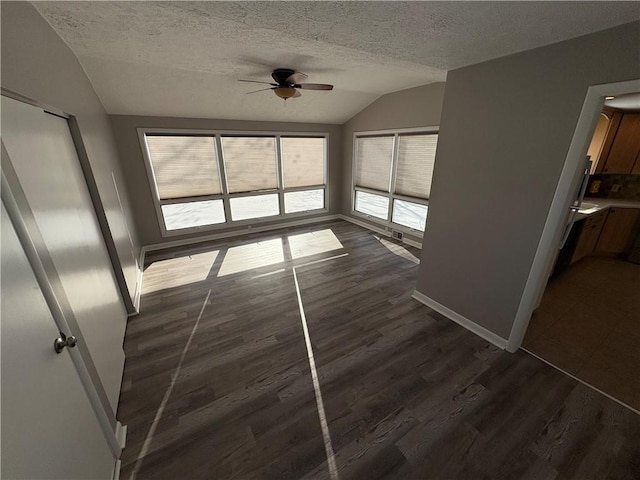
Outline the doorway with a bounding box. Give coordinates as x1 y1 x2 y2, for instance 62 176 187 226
507 80 640 412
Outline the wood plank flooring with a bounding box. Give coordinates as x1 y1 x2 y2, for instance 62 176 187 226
118 220 640 479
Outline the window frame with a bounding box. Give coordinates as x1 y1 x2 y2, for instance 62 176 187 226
351 126 438 236
139 128 328 237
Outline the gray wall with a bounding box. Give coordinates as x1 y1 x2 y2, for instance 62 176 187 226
109 115 342 246
340 83 446 240
1 1 140 307
416 21 640 340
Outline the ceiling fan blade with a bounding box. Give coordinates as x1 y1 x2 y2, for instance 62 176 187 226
238 79 276 85
294 83 334 91
292 89 302 98
246 87 274 94
286 71 308 84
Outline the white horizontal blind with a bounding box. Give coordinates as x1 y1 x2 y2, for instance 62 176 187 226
395 134 438 199
221 137 278 193
355 136 394 192
145 135 221 200
281 137 325 188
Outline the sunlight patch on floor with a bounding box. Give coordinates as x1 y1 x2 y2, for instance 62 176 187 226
218 238 284 277
376 236 419 264
143 251 219 294
288 229 344 259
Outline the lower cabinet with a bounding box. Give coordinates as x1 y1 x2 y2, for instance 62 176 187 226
595 208 640 254
570 207 640 264
570 210 608 264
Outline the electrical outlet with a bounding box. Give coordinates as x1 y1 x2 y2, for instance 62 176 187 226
611 184 622 192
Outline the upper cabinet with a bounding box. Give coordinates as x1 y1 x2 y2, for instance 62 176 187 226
596 112 640 174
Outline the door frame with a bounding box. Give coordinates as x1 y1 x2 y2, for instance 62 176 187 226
506 78 640 352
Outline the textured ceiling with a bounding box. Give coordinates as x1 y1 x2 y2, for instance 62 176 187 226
33 1 640 124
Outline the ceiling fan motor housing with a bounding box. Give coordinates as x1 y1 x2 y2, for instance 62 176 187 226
272 68 297 85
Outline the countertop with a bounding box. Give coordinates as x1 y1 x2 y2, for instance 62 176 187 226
574 197 640 222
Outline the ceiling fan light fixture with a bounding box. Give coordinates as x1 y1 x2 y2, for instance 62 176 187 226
274 87 297 99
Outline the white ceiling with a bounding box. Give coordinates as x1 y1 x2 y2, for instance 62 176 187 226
33 2 640 124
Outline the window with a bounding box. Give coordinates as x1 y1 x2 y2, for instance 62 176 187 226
145 135 225 231
355 191 389 219
281 137 324 188
353 129 438 233
141 130 327 235
281 137 326 213
285 189 324 213
145 136 222 200
230 194 280 221
392 199 428 231
161 200 226 230
355 136 394 192
221 136 278 193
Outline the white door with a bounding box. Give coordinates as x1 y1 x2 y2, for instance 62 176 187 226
1 203 116 479
1 95 126 413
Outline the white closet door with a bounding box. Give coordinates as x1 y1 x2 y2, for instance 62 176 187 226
1 95 126 413
1 203 116 479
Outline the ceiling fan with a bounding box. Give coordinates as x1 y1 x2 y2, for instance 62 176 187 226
239 68 334 100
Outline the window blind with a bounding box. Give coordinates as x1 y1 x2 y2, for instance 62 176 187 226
221 137 278 193
145 135 221 200
355 136 394 192
281 137 325 188
394 134 438 199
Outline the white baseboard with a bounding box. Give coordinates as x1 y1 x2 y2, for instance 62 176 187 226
112 460 122 480
339 214 422 249
338 213 387 236
402 237 423 249
112 422 127 480
115 421 127 449
143 214 341 253
129 255 144 316
411 290 507 349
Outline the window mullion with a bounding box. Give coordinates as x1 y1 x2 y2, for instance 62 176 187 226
275 135 285 216
351 134 358 213
283 184 326 193
215 133 232 223
387 133 400 222
160 194 224 205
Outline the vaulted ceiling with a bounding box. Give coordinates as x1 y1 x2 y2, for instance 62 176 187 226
33 2 640 124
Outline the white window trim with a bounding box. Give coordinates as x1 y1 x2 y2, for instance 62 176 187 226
351 126 438 236
138 128 329 237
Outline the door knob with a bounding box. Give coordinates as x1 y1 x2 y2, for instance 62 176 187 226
54 332 78 354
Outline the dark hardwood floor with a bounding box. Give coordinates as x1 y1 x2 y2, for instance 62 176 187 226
118 220 640 479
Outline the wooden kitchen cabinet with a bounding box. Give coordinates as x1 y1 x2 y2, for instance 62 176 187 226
598 113 640 174
595 208 640 254
570 210 608 264
632 150 640 175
